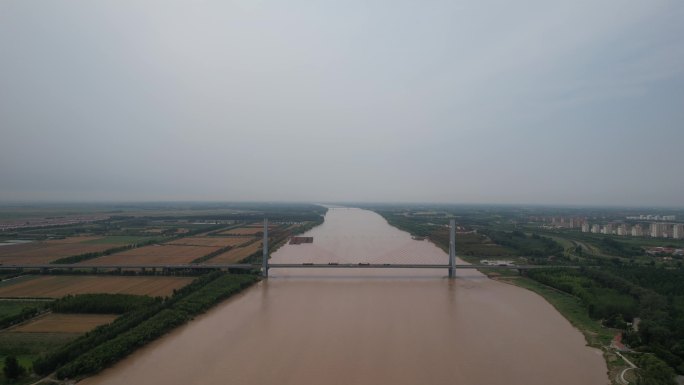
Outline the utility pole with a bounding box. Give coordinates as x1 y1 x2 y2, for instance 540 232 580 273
262 218 269 278
449 219 456 278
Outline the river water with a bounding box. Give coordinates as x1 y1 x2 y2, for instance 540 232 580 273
81 208 608 385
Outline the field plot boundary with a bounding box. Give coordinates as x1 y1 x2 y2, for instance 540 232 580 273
79 244 222 265
0 276 195 298
10 313 118 333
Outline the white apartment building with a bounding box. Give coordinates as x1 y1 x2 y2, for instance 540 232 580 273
617 224 629 236
674 224 684 240
650 223 669 238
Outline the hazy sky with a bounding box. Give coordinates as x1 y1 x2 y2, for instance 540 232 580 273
1 1 683 206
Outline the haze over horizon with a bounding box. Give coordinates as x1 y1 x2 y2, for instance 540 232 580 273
1 1 683 206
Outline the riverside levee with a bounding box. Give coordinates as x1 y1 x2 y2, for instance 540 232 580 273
80 208 608 385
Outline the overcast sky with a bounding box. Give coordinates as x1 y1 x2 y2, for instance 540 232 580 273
1 1 683 206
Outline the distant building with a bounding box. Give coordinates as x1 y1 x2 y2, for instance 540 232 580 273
650 223 669 238
591 224 601 234
631 224 644 237
582 223 590 233
673 224 684 240
602 224 614 235
617 224 629 236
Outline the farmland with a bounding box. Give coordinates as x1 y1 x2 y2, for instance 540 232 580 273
79 236 153 245
0 332 80 378
167 236 253 248
0 240 122 265
203 241 262 264
11 313 118 333
0 203 327 384
219 227 264 236
0 276 194 298
83 244 221 265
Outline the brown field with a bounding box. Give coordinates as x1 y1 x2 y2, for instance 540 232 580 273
82 244 220 265
218 227 264 236
167 237 253 248
0 275 194 298
203 241 262 264
12 313 118 333
0 240 119 265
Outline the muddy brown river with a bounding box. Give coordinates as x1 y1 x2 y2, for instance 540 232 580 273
81 208 608 385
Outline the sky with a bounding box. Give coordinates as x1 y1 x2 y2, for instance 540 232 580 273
1 1 683 206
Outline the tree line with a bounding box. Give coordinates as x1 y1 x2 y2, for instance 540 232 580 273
51 294 158 314
527 266 683 383
33 272 258 379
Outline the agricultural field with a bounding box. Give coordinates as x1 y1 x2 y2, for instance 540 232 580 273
218 227 264 236
0 276 194 298
203 241 262 264
0 238 122 265
0 332 79 378
0 299 48 320
79 236 153 245
11 313 118 333
167 236 253 248
83 244 220 265
0 203 326 382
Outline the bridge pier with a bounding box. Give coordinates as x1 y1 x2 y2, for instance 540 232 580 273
448 219 456 278
262 218 269 278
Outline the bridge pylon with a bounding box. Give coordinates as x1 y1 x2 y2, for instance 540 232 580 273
262 218 269 278
448 219 456 278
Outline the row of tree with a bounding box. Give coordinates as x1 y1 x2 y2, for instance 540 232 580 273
33 272 258 379
0 303 47 330
51 294 158 314
191 245 235 264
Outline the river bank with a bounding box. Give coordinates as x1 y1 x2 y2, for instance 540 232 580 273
79 208 607 385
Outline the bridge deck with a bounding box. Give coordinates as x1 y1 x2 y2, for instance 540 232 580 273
0 263 581 270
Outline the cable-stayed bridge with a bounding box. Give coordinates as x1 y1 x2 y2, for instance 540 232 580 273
0 219 583 276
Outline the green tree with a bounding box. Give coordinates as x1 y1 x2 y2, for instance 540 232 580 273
3 356 24 379
636 354 675 385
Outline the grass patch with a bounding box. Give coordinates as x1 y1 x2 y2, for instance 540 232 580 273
0 301 43 319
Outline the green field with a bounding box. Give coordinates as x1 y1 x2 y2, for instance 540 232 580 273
0 301 46 319
0 332 79 384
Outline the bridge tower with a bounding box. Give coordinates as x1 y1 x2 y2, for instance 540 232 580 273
448 219 456 278
262 218 269 278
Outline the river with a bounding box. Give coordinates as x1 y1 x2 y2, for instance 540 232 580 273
80 208 608 385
